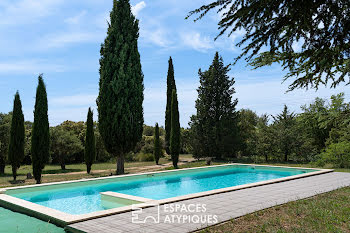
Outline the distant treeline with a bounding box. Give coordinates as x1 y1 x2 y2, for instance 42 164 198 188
1 93 348 169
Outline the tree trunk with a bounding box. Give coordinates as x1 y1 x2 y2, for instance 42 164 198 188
172 155 178 169
265 154 268 162
284 151 288 162
36 177 41 184
116 155 124 175
0 164 4 175
60 164 66 170
87 164 91 174
12 166 17 181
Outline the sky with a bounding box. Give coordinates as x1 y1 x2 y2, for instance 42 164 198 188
0 0 348 127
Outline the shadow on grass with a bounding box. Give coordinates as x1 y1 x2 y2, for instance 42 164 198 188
42 169 83 174
0 173 14 178
8 179 25 184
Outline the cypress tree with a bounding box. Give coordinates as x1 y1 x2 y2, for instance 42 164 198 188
8 92 25 181
31 75 50 184
97 0 144 175
153 123 161 165
85 108 96 174
189 52 239 159
170 89 180 168
165 57 176 155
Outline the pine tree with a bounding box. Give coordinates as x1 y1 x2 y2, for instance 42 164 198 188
188 1 350 90
97 0 143 175
8 92 25 181
153 123 161 165
31 75 50 184
189 52 239 159
165 57 176 155
273 105 297 162
170 89 180 168
85 108 96 174
0 113 11 175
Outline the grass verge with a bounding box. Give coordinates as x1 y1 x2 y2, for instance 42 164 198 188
200 187 350 233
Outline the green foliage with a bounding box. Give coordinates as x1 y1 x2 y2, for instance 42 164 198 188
8 92 25 180
60 121 85 144
238 109 259 156
140 136 154 154
136 152 154 162
95 130 111 162
143 125 154 136
50 127 84 170
24 121 32 165
154 123 161 165
189 52 239 160
256 114 275 162
188 1 350 90
0 112 11 174
272 105 298 162
59 120 85 162
180 128 191 154
97 0 143 175
299 97 329 152
165 57 176 155
85 108 96 174
317 141 350 168
143 124 165 137
170 89 180 168
31 75 50 184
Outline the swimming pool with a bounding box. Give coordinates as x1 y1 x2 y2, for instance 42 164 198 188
0 164 330 226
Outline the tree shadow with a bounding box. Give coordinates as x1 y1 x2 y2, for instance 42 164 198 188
0 173 14 178
42 169 83 174
8 180 25 184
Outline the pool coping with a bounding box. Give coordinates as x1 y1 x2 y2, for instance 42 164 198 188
0 163 333 227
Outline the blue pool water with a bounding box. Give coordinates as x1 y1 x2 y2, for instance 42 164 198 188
7 165 315 215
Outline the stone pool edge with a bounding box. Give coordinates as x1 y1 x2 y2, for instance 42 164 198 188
0 164 333 227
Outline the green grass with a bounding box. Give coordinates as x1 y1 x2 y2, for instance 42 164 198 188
255 162 350 173
0 156 187 188
1 158 170 176
201 187 350 233
166 160 223 170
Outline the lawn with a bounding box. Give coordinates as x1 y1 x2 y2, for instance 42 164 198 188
0 155 194 188
200 186 350 233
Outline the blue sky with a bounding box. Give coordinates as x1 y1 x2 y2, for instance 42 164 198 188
0 0 348 127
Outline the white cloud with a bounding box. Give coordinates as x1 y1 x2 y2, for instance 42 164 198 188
42 32 101 49
180 31 213 52
140 28 172 48
51 94 97 106
64 10 87 25
292 38 304 52
0 60 64 74
132 1 146 17
0 0 63 26
144 79 198 127
235 76 350 116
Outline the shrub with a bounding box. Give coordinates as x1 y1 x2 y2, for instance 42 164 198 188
141 136 154 154
125 152 136 162
317 141 350 168
136 153 154 162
